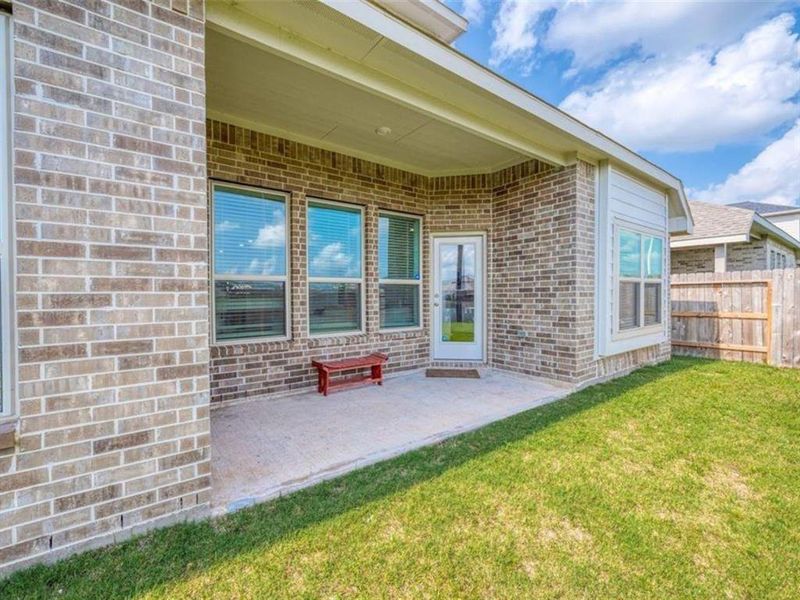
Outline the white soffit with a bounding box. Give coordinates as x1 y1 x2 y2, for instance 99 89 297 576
206 0 690 229
206 29 526 175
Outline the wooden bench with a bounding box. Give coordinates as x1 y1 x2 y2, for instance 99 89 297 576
312 353 388 396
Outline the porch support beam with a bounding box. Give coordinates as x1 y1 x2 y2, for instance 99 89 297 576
206 2 569 168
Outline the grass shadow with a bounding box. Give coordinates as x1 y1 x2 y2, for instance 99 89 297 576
2 358 706 599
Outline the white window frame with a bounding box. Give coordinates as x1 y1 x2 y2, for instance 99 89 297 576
0 10 12 419
378 210 423 333
210 181 291 345
306 198 366 337
612 221 667 342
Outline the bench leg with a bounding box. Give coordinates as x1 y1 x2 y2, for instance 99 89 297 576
322 371 330 396
372 364 383 385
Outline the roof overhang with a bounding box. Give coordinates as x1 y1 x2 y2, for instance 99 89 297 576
371 0 467 44
206 0 692 231
671 214 800 251
752 214 800 250
763 207 800 217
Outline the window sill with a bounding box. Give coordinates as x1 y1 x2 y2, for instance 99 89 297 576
0 420 16 451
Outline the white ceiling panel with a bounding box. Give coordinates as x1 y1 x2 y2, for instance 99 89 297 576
206 28 526 175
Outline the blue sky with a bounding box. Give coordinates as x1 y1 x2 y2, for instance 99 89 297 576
445 0 800 206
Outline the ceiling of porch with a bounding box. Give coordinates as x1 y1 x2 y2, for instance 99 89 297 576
206 27 529 176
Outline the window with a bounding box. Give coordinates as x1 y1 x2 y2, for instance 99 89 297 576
0 10 10 417
379 212 421 330
211 183 289 342
616 227 664 334
307 200 364 335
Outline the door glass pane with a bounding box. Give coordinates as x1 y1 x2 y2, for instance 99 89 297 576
215 280 286 341
644 282 662 326
619 281 640 330
440 243 475 343
619 230 642 278
309 282 361 334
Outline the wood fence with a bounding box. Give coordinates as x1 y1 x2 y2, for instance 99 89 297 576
670 268 799 368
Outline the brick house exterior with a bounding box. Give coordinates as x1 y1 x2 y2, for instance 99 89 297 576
671 201 800 274
0 0 689 573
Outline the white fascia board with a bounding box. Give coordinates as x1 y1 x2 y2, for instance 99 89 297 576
320 0 692 223
763 207 800 216
670 234 749 248
753 214 800 249
372 0 467 43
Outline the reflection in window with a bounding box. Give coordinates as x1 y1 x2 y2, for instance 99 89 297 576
618 227 664 333
440 243 475 343
379 212 421 329
212 184 288 341
308 200 363 334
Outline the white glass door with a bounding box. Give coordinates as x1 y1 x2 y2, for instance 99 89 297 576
432 235 484 361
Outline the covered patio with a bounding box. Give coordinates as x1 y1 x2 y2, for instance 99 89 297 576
211 370 571 514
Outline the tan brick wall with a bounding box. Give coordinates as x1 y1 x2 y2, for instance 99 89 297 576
208 122 668 400
726 240 767 271
672 247 715 274
1 0 209 574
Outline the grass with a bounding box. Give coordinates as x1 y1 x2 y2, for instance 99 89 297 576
2 357 799 599
442 321 475 342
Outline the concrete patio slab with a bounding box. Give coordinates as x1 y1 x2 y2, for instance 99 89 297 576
210 369 572 515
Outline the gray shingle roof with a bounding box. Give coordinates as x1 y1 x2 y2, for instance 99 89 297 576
673 201 754 242
728 201 800 215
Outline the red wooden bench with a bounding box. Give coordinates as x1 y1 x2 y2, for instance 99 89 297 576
312 353 388 396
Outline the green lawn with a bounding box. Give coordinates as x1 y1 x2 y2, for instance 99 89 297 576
3 358 799 599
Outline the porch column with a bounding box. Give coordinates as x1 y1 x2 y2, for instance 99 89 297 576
714 244 727 273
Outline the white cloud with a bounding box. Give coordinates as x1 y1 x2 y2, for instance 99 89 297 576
490 0 557 68
559 14 800 152
489 0 780 71
215 220 239 233
312 242 358 277
246 257 279 276
690 120 800 206
460 0 485 24
252 211 286 247
545 0 779 70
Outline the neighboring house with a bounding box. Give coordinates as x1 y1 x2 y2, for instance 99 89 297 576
671 201 800 274
728 202 800 242
0 0 693 573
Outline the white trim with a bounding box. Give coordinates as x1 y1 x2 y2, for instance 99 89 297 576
378 210 423 333
210 181 292 345
430 233 486 361
752 213 800 251
316 0 691 226
714 244 727 273
306 197 366 337
671 234 749 248
371 0 467 43
0 12 12 418
611 221 667 345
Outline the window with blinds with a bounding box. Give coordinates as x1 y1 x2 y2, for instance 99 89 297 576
307 200 364 335
617 226 664 333
212 183 289 342
379 212 421 329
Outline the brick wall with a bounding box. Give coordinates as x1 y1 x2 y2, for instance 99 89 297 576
207 122 432 403
208 122 668 401
672 247 715 274
1 0 209 574
725 240 767 271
